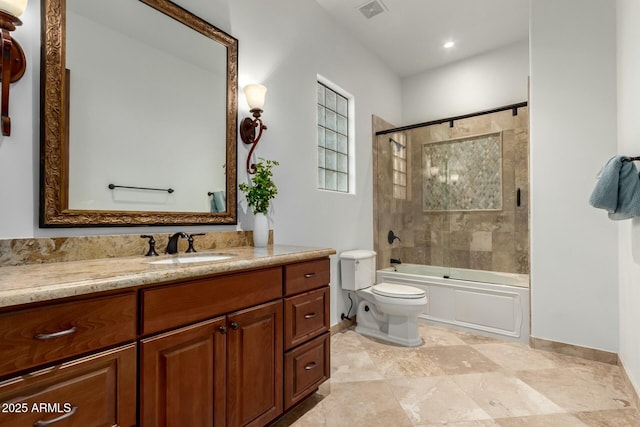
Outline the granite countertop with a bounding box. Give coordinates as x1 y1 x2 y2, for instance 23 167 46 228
0 245 336 309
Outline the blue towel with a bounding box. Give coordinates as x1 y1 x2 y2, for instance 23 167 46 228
210 191 226 213
589 156 640 220
214 191 226 212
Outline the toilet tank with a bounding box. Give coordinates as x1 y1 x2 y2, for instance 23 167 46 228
340 250 376 291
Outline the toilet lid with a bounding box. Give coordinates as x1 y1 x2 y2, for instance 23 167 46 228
372 283 425 299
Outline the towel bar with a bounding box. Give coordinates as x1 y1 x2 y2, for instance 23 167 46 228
108 184 174 193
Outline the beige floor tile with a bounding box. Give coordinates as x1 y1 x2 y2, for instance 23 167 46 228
270 393 326 427
330 328 367 351
422 345 502 375
494 413 589 426
388 376 492 425
471 343 558 371
320 380 413 427
573 408 640 426
330 330 385 383
366 345 446 378
516 365 633 412
331 350 384 383
419 421 500 427
419 324 469 347
292 326 640 426
452 371 565 418
451 329 505 345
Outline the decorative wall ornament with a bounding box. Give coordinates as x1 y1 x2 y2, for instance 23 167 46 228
422 132 503 212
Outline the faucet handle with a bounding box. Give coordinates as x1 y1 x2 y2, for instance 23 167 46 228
186 233 206 253
140 235 159 257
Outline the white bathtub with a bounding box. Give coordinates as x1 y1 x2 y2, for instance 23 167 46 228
377 264 530 343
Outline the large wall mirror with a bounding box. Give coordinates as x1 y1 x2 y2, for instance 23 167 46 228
40 0 238 226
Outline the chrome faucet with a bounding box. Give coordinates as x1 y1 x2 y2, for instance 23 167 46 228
166 232 188 254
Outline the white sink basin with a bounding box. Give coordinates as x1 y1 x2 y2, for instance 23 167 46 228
148 254 235 265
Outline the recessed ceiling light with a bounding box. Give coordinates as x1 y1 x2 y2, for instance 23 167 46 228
443 41 455 49
358 0 386 19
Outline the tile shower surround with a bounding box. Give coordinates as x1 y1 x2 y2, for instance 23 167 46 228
375 108 529 274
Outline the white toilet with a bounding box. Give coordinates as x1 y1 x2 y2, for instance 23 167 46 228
340 250 427 347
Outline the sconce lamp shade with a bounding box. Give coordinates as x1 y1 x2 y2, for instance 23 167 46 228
243 84 267 111
0 0 27 17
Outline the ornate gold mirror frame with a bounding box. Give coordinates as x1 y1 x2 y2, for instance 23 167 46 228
40 0 238 227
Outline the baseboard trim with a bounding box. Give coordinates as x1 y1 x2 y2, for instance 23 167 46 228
618 356 640 410
331 316 356 335
529 336 618 365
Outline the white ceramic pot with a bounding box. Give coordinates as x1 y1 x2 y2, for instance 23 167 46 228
253 213 269 247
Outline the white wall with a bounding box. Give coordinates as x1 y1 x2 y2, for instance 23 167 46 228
530 0 619 352
0 0 401 326
401 40 529 125
228 0 402 325
617 0 640 395
0 1 38 239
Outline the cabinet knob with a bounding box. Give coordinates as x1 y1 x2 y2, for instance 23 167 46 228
219 326 228 334
230 322 239 330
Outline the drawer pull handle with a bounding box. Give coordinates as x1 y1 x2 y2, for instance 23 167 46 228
304 273 317 278
34 326 77 340
304 362 317 371
34 406 78 426
304 313 318 319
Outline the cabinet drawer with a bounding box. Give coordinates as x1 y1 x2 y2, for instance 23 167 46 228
284 259 330 296
284 333 330 410
0 343 136 427
284 287 329 350
0 293 137 378
142 267 282 335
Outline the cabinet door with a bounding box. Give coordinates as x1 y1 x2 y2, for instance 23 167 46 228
140 317 227 427
227 301 283 427
0 343 136 427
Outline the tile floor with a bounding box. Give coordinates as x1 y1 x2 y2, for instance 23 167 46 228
272 325 640 427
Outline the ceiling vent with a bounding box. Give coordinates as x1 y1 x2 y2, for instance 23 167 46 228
358 0 386 19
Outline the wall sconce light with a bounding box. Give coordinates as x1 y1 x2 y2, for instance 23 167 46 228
0 0 27 137
240 84 267 174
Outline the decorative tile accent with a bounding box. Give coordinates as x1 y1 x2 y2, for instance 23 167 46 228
423 132 503 212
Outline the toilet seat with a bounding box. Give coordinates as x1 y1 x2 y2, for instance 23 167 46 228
372 282 425 299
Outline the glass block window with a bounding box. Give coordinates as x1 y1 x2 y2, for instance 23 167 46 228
391 134 408 200
317 82 350 192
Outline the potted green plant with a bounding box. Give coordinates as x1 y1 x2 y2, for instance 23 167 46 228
239 158 279 247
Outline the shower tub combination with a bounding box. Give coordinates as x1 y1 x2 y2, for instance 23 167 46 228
377 264 529 343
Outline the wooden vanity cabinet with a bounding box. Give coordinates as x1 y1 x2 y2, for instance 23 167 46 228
140 268 284 427
0 293 136 378
227 301 283 427
0 293 137 427
0 255 331 427
283 259 331 410
0 343 137 427
140 317 227 427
